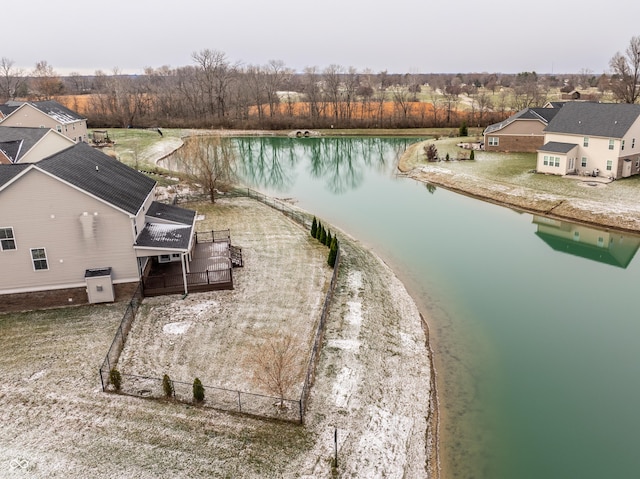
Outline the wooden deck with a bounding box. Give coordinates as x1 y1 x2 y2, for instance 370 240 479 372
142 241 234 296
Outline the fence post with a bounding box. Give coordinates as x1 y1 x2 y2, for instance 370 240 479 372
238 391 242 412
299 400 303 424
99 368 105 392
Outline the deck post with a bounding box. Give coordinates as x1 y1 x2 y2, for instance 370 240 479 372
181 253 189 295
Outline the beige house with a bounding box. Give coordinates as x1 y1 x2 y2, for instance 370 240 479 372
537 102 640 179
0 142 201 312
0 126 75 164
483 107 561 152
0 100 88 143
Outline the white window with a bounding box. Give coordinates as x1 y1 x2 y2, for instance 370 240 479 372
0 227 16 250
488 137 499 146
554 157 560 167
581 157 587 168
609 139 615 150
543 155 549 166
583 137 589 147
606 160 613 171
30 248 48 270
56 125 61 132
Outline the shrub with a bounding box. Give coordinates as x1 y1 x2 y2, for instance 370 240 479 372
424 143 438 161
459 121 468 137
326 230 332 247
315 221 323 240
311 217 317 238
109 368 122 391
320 226 327 245
445 152 450 161
193 377 205 403
162 374 174 398
470 149 475 160
328 236 338 268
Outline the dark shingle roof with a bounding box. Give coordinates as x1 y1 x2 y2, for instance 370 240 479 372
0 126 51 162
484 107 559 135
538 141 578 154
0 104 18 117
146 201 196 225
544 102 640 138
37 142 156 215
30 100 86 123
134 223 192 250
0 163 29 187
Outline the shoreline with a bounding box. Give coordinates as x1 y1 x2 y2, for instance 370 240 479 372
147 137 441 477
397 142 640 235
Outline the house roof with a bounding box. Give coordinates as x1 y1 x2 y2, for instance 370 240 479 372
544 102 640 138
538 141 578 154
0 104 18 118
4 100 85 124
0 126 51 163
0 162 29 186
484 107 560 135
134 223 193 250
37 142 156 215
146 201 196 225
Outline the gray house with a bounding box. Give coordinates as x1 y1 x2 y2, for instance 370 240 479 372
0 126 75 164
0 142 206 312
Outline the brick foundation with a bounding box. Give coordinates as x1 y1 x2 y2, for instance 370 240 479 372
0 282 140 314
484 135 544 153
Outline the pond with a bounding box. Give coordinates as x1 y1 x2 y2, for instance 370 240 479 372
164 136 640 478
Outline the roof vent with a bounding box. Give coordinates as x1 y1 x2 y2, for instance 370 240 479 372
95 165 99 171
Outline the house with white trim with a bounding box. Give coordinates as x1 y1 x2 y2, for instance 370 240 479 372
0 126 75 164
0 142 211 312
483 106 562 152
537 102 640 179
0 100 88 143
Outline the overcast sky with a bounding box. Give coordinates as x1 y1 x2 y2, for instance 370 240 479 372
4 0 638 76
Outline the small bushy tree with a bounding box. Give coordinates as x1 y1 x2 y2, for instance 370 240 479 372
320 226 327 245
310 217 317 238
163 374 174 398
109 368 122 391
424 143 438 161
470 150 475 160
445 152 450 161
326 230 332 247
315 221 323 240
328 236 338 268
459 121 468 137
193 377 205 403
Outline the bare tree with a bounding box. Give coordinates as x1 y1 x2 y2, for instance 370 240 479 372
609 36 640 104
180 136 237 203
0 58 25 101
251 333 304 408
30 60 64 100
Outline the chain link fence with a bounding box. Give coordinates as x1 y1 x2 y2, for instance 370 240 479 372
100 190 340 424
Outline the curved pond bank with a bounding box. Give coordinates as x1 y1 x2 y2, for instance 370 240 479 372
398 142 640 234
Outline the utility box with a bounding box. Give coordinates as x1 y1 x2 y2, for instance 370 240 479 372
85 267 115 304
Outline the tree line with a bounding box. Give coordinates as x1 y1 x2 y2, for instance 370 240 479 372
1 36 639 129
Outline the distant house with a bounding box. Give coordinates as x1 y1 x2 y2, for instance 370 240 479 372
0 100 88 143
483 107 561 152
0 142 211 312
0 126 75 164
536 102 640 179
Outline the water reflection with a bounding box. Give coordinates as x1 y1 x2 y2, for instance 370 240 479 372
233 137 417 194
533 215 640 268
